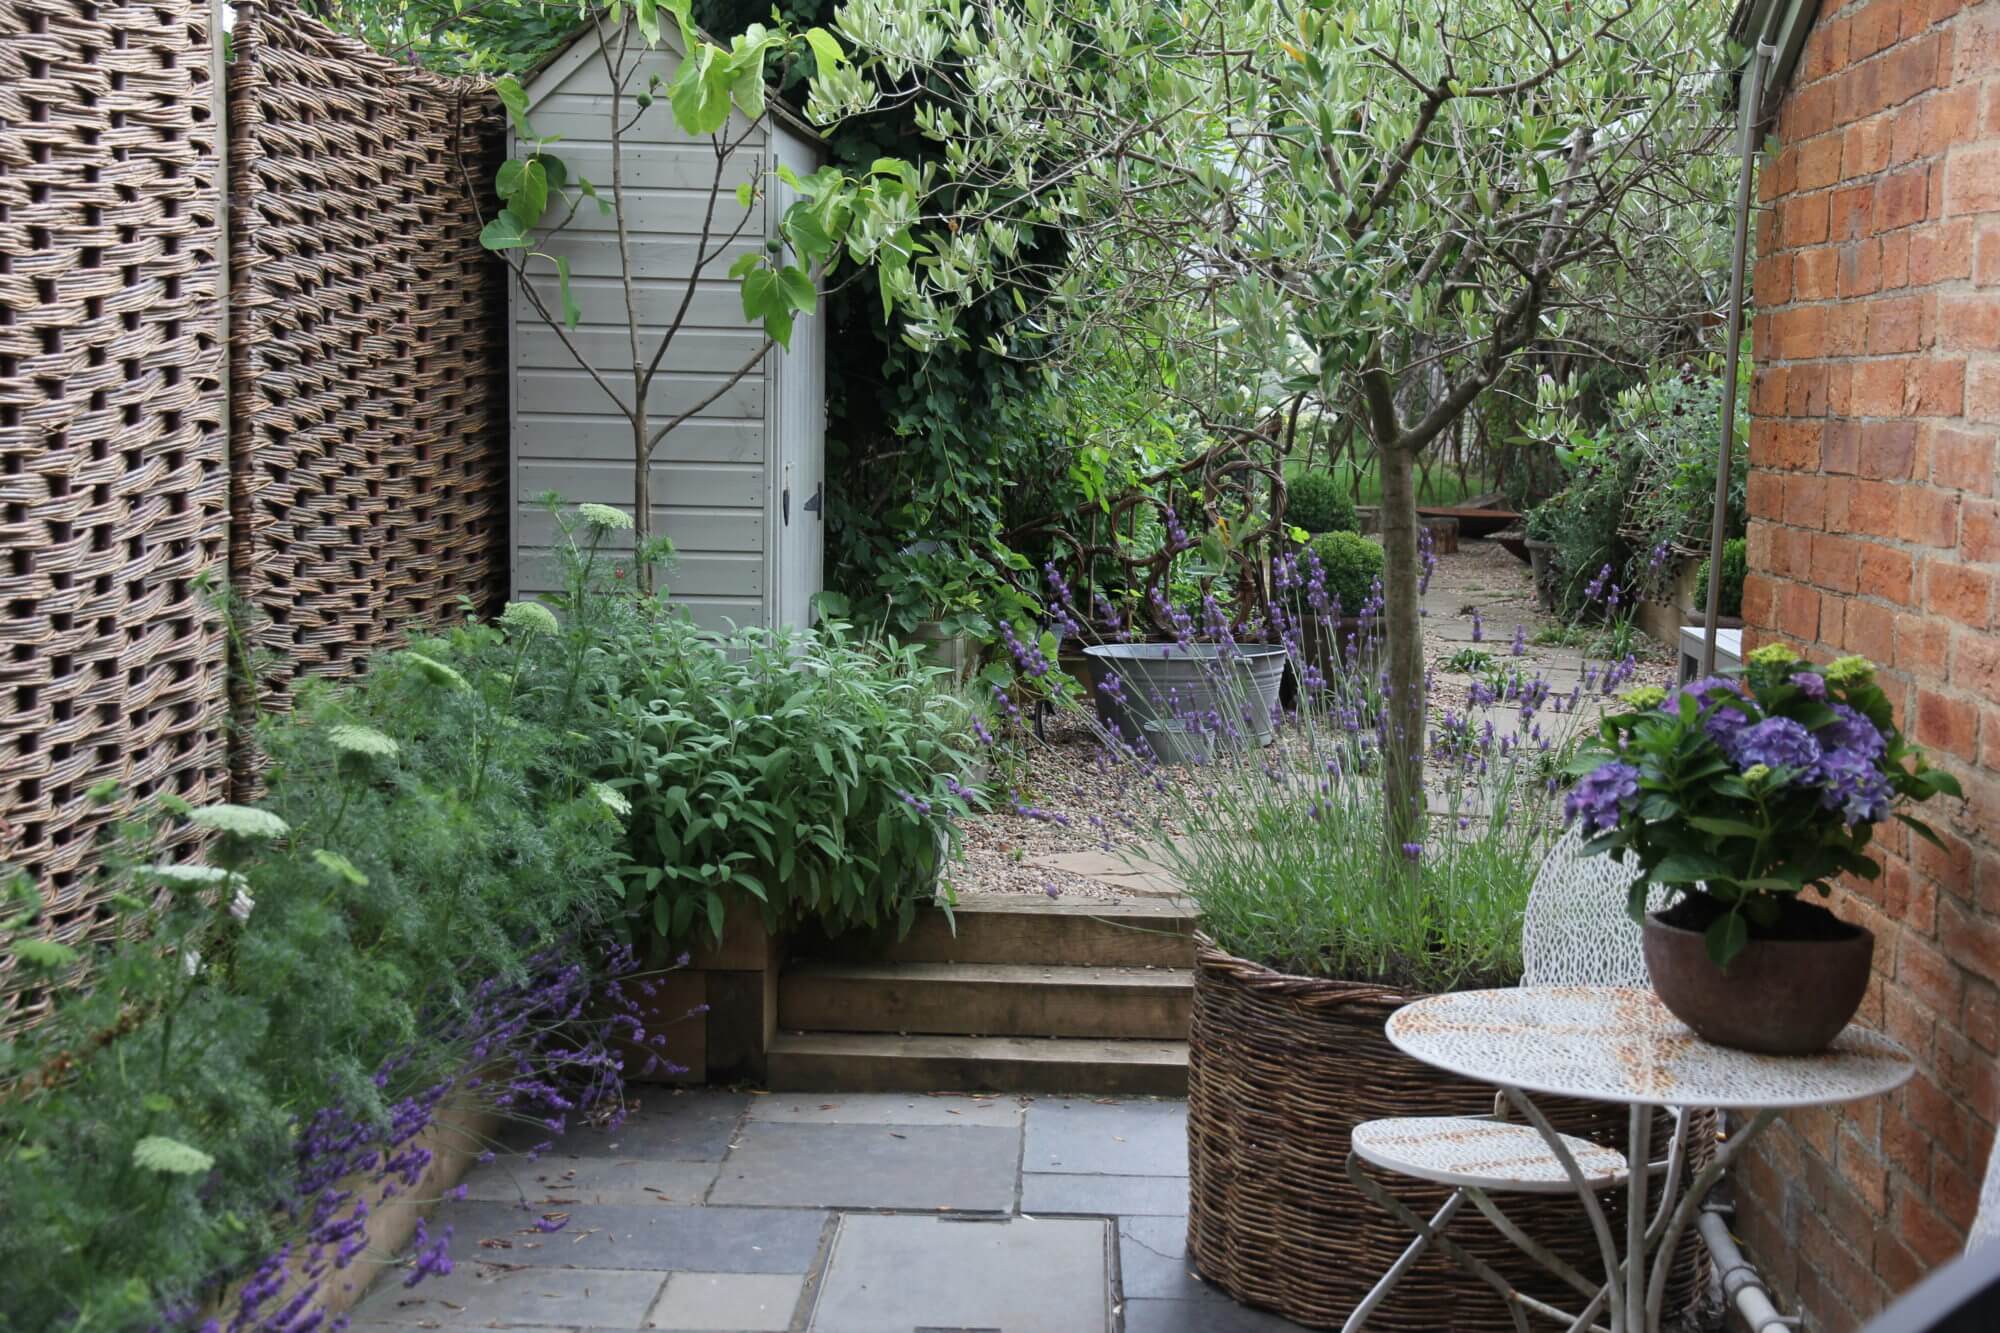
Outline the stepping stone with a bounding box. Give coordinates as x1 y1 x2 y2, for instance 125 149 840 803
350 1261 663 1327
457 1153 719 1206
1023 849 1184 897
580 1091 748 1162
1116 1216 1227 1303
1024 1097 1187 1177
424 1200 827 1272
649 1272 806 1331
809 1214 1111 1332
748 1091 1025 1128
709 1121 1020 1212
1022 1171 1188 1217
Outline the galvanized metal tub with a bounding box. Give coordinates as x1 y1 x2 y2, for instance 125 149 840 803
1081 642 1288 749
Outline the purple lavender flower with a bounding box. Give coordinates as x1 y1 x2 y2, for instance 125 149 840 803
1729 717 1822 772
1565 761 1641 834
1470 608 1483 642
1510 624 1527 656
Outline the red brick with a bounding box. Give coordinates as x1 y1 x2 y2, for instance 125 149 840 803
1860 545 1917 603
1757 251 1795 306
1884 228 1914 288
1743 571 1777 628
1916 686 1980 760
1778 581 1823 640
1866 295 1927 353
1790 474 1831 529
1914 357 1968 415
1956 629 2000 699
1947 144 2000 215
1962 497 2000 560
1832 183 1878 243
1789 363 1833 417
1785 191 1834 248
1909 221 1974 285
1847 598 1899 660
1881 166 1933 230
1747 470 1785 521
1899 612 1952 675
1939 294 2000 349
1796 244 1841 300
1813 533 1865 594
1967 983 2000 1054
1902 488 1962 546
1898 929 1964 1015
1927 559 1993 626
1860 420 1920 478
1851 0 1902 60
1801 133 1848 192
1842 239 1885 296
1930 426 1996 494
1846 114 1895 178
1851 479 1907 538
1853 357 1916 414
1896 1187 1966 1268
1884 979 1939 1061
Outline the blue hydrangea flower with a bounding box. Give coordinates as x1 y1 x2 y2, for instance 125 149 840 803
1663 675 1750 745
1816 747 1892 825
1821 703 1887 761
1565 761 1641 834
1789 671 1827 700
1729 717 1822 772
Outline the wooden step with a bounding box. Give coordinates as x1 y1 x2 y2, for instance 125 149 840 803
800 895 1197 970
766 1031 1188 1096
780 960 1193 1040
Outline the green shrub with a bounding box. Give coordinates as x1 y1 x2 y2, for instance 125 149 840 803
0 595 634 1331
1696 536 1747 618
1305 530 1385 616
1285 471 1359 534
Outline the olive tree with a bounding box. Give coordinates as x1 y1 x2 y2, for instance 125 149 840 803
813 0 1730 852
476 0 920 591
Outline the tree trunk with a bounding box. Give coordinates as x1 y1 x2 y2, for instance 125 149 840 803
633 412 654 595
1377 441 1426 860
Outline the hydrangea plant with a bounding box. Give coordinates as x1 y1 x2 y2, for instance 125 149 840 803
1566 645 1961 964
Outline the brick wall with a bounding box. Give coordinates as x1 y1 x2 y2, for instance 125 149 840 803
1742 0 2000 1327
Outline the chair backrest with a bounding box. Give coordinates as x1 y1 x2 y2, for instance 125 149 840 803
1972 1127 2000 1251
1520 825 1668 988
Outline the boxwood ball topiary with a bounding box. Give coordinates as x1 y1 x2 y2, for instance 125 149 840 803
1286 472 1359 534
1306 530 1385 616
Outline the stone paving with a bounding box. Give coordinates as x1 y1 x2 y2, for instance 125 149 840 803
350 1090 1310 1333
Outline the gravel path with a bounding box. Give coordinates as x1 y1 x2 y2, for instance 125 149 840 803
949 538 1675 902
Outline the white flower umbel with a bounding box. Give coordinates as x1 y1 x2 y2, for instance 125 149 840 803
576 503 634 532
500 600 560 637
402 651 470 692
592 782 632 818
326 723 400 759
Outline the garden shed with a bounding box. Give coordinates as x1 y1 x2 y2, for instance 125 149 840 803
506 23 826 631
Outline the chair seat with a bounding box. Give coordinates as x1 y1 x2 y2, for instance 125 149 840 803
1351 1116 1628 1194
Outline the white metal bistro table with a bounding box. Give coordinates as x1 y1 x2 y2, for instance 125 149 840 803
1383 985 1914 1333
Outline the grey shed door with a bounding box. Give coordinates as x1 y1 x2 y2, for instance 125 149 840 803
767 130 825 632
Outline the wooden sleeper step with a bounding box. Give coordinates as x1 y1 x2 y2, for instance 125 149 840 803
765 1031 1188 1096
779 960 1193 1041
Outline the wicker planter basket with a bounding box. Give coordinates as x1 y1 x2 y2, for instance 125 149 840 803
1187 944 1712 1331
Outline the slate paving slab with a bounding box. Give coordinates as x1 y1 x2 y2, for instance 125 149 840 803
351 1262 665 1328
1021 1171 1189 1217
457 1153 719 1206
1122 1296 1312 1332
1024 1097 1187 1177
425 1200 828 1273
648 1272 805 1331
808 1214 1111 1333
709 1121 1020 1212
572 1092 749 1162
1115 1216 1226 1303
747 1092 1024 1129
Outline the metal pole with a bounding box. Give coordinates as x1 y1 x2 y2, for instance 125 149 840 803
1703 43 1772 676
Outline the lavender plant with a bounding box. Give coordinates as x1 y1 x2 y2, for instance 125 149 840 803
0 582 683 1330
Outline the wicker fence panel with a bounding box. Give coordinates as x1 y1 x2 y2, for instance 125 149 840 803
0 0 230 1030
228 2 507 694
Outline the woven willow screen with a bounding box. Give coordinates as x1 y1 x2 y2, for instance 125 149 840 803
228 3 508 695
0 0 231 1027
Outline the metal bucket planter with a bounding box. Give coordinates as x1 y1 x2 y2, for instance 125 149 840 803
1186 944 1711 1330
1081 642 1287 750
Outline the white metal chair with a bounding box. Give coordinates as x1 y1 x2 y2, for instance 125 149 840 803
1343 827 1677 1333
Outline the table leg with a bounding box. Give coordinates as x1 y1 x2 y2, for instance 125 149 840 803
1503 1089 1627 1331
1643 1107 1783 1325
1625 1105 1650 1332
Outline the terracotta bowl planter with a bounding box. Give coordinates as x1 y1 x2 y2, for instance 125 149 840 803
1643 908 1875 1055
1186 944 1710 1330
